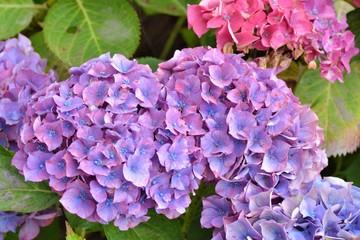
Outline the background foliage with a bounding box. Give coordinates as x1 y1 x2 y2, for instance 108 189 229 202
0 0 359 239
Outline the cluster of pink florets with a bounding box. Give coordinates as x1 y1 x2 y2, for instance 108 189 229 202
188 0 359 82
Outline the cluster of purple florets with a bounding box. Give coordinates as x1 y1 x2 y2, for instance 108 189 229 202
13 52 202 230
157 46 360 239
0 210 58 240
157 46 327 191
200 176 360 240
0 35 57 240
0 34 56 151
6 38 360 239
188 0 359 82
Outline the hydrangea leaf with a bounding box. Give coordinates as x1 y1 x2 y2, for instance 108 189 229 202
337 149 360 186
43 0 140 66
347 8 360 49
134 0 187 16
65 222 84 240
0 0 42 39
30 31 70 81
137 57 162 72
65 210 102 233
334 0 354 20
103 211 182 240
0 145 60 213
295 60 360 157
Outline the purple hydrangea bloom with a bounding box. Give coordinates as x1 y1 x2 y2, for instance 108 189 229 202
156 46 330 239
0 35 56 151
0 209 58 240
0 35 57 240
15 52 201 230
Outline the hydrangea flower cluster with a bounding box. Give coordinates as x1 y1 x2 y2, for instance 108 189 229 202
353 0 360 7
201 176 360 239
155 46 342 239
0 35 57 240
0 209 58 240
187 0 359 82
13 53 202 230
157 46 327 191
0 34 56 151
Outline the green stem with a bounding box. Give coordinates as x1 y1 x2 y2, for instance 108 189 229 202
181 182 207 239
160 17 185 59
334 156 343 176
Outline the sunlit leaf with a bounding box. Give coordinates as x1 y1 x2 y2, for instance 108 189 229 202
66 222 84 240
334 0 354 20
0 0 43 39
295 61 360 156
43 0 140 66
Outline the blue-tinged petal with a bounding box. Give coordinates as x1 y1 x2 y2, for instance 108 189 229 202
224 217 262 240
123 155 152 187
260 221 288 240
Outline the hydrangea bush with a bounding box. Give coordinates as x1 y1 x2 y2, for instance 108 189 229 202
0 0 359 239
188 0 359 82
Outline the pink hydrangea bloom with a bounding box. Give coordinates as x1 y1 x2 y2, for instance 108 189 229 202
188 0 359 82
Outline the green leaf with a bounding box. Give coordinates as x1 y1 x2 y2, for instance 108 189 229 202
30 31 70 81
295 60 360 157
103 211 183 240
137 57 162 72
339 148 360 186
199 30 216 48
134 0 187 16
65 210 102 233
334 0 354 20
0 0 44 39
347 8 360 49
277 61 307 83
180 28 200 48
66 222 84 240
43 0 140 66
182 182 214 240
37 218 64 240
0 145 60 212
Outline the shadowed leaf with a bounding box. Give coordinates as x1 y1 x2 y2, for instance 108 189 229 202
103 211 182 240
0 145 59 213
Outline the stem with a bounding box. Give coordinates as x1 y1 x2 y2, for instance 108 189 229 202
160 17 185 59
334 156 343 176
181 182 207 239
